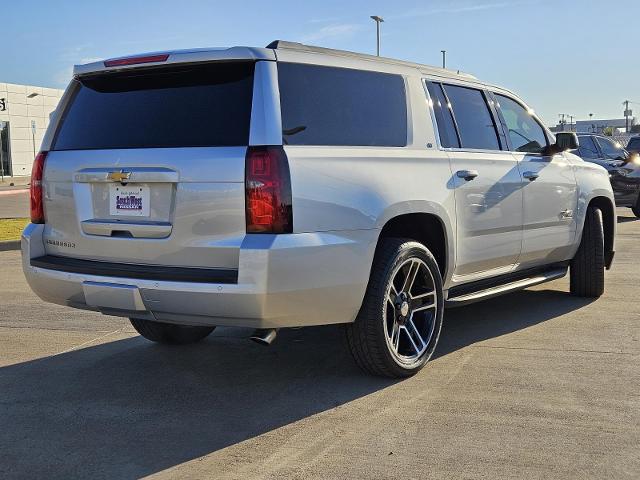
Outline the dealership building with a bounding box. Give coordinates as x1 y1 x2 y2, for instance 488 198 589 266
0 82 64 178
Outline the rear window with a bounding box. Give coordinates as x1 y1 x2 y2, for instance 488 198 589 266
278 63 407 147
52 62 255 150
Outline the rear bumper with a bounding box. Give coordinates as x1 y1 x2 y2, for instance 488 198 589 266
22 224 377 328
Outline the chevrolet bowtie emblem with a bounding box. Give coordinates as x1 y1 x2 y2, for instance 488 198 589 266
107 170 132 182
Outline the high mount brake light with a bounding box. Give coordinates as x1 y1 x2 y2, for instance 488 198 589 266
245 146 293 234
104 54 169 67
30 151 48 224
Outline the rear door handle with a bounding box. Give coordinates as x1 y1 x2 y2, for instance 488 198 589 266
523 171 539 181
456 170 479 181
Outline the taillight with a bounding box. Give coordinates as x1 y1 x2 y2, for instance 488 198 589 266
30 151 47 224
245 146 293 234
104 54 169 67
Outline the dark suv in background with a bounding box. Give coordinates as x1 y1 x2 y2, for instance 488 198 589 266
574 133 640 216
627 136 640 156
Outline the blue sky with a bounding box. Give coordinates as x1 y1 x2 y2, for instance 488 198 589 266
3 0 638 126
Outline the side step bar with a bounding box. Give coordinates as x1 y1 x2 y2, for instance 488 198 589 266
446 266 568 308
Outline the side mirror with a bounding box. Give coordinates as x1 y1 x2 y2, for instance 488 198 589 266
555 132 579 151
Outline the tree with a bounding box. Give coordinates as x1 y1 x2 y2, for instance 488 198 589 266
602 127 615 136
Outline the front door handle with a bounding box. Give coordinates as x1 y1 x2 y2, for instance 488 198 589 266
523 171 540 181
456 169 479 181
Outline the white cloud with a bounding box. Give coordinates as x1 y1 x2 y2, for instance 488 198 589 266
390 1 528 19
301 23 364 43
53 66 73 88
53 44 104 87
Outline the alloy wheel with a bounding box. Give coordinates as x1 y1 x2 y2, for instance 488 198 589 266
384 258 438 365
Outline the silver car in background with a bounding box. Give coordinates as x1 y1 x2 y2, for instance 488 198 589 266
22 41 615 377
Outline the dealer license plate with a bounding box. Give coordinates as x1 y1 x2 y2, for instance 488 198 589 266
109 184 150 217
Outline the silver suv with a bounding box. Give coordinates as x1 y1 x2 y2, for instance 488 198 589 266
22 41 616 377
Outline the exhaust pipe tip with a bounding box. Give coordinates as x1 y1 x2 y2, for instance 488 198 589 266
250 328 278 346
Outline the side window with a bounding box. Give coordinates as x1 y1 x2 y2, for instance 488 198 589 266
442 84 501 150
278 63 407 147
494 94 548 154
576 135 600 159
425 81 459 148
595 136 625 159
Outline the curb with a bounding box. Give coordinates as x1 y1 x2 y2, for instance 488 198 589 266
0 240 21 252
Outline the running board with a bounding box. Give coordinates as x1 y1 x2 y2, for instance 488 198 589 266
446 267 568 307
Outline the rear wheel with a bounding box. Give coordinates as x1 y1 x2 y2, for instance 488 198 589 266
570 206 605 297
130 318 215 345
632 195 640 217
346 238 444 378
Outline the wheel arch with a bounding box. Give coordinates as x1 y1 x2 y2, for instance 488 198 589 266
375 211 452 281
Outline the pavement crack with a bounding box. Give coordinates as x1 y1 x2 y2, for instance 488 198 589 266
470 344 637 356
55 327 128 355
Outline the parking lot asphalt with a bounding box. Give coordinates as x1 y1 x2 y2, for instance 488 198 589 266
0 209 638 480
0 188 29 218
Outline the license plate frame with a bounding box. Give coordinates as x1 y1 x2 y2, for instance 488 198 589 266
109 184 150 217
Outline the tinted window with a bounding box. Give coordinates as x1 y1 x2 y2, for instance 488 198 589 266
53 63 255 150
443 84 500 150
576 135 600 159
495 94 547 154
596 136 625 158
627 137 640 150
278 63 407 147
426 82 459 148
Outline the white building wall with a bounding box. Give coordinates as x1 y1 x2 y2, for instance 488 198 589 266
0 82 64 177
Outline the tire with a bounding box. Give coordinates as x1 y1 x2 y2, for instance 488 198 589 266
346 238 444 378
570 207 605 297
632 195 640 218
129 318 215 345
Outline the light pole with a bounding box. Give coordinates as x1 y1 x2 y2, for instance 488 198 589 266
623 100 631 133
441 50 446 69
27 92 40 163
370 15 384 56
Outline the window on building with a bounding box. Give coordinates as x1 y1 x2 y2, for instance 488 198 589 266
495 94 548 154
278 63 407 147
442 84 501 150
0 121 11 176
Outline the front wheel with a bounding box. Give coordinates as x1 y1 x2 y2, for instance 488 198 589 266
570 206 605 297
346 238 444 378
130 318 215 345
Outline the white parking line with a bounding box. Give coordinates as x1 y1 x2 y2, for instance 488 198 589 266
0 189 28 196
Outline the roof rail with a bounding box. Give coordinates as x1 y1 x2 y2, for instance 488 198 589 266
266 40 477 80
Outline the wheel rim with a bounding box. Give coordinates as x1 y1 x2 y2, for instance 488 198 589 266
383 257 438 365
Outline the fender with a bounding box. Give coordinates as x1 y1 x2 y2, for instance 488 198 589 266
568 153 616 264
374 200 456 287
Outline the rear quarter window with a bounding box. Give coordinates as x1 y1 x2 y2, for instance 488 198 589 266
278 63 407 147
53 62 255 150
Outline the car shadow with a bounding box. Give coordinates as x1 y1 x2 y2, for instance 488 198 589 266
435 288 595 358
617 215 637 223
0 288 594 479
